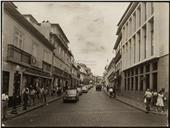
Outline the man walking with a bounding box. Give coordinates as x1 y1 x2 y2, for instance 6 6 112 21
144 89 152 113
2 92 9 120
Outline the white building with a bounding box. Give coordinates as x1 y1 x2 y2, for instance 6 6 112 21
114 2 169 102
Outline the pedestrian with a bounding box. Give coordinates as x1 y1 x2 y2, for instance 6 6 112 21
22 87 29 110
107 86 109 92
2 92 9 120
152 89 158 107
36 82 40 99
161 88 167 112
109 87 113 98
156 90 164 113
40 86 44 101
113 85 116 98
30 87 36 106
43 87 48 105
144 89 152 112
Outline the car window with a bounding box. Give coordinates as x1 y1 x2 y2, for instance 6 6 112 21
67 90 77 95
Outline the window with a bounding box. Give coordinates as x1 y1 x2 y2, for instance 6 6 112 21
135 68 138 75
135 77 138 91
140 66 143 74
146 64 150 72
44 50 49 62
58 46 61 55
138 31 141 61
152 73 157 91
32 42 38 57
138 6 141 27
140 76 143 91
151 2 154 14
13 29 24 49
152 62 158 70
131 77 134 90
150 19 154 56
2 71 10 94
134 36 136 63
146 74 150 90
143 25 146 58
144 3 147 21
133 13 136 32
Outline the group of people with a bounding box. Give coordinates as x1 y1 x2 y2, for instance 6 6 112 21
22 85 48 110
144 88 167 113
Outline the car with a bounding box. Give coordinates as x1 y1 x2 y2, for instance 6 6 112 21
77 86 82 96
63 89 79 103
82 86 88 93
96 85 102 91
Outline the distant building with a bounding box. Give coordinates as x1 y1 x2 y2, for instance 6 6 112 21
78 63 93 85
114 2 169 102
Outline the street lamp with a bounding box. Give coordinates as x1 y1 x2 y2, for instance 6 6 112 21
11 65 20 114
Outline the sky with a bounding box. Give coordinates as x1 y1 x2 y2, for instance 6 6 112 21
13 2 129 76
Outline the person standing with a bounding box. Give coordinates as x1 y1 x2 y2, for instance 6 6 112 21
43 87 48 105
144 89 152 112
156 90 164 113
152 90 158 107
2 93 9 120
113 85 116 98
22 87 29 110
109 87 113 98
30 87 36 106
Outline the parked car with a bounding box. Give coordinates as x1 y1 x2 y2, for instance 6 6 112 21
96 85 102 91
63 89 79 102
82 86 88 93
77 86 82 96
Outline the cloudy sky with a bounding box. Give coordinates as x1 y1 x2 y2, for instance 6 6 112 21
14 2 129 76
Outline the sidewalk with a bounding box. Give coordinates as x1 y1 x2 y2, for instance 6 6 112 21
4 94 63 121
103 87 167 116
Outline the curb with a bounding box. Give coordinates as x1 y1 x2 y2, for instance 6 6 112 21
103 88 167 116
5 96 63 121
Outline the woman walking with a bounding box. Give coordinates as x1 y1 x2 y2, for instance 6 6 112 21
156 90 164 113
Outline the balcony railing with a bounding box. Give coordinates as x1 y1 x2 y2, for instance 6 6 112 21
115 50 121 63
7 44 31 67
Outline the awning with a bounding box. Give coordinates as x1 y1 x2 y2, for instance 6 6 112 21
24 72 52 79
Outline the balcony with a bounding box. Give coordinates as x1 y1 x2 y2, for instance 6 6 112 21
114 50 121 63
7 44 31 67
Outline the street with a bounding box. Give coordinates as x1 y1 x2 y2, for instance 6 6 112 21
5 87 167 127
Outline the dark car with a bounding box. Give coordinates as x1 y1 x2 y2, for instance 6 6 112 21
63 89 79 103
96 85 102 91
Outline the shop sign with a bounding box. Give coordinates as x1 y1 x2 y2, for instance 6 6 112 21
31 56 42 69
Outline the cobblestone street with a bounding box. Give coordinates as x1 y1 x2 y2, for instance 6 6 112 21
4 88 167 127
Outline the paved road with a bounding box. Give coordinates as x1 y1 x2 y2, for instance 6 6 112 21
5 87 167 127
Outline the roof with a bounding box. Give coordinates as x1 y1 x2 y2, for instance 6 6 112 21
113 32 122 49
23 14 39 25
107 57 115 71
4 2 54 51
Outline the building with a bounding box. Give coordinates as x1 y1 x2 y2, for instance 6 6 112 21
114 2 169 102
2 2 54 106
78 63 93 85
103 58 115 87
37 21 73 91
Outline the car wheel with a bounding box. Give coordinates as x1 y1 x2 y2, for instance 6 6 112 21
63 100 66 103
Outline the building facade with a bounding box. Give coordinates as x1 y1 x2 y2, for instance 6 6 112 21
2 2 80 107
115 2 169 102
2 2 54 106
